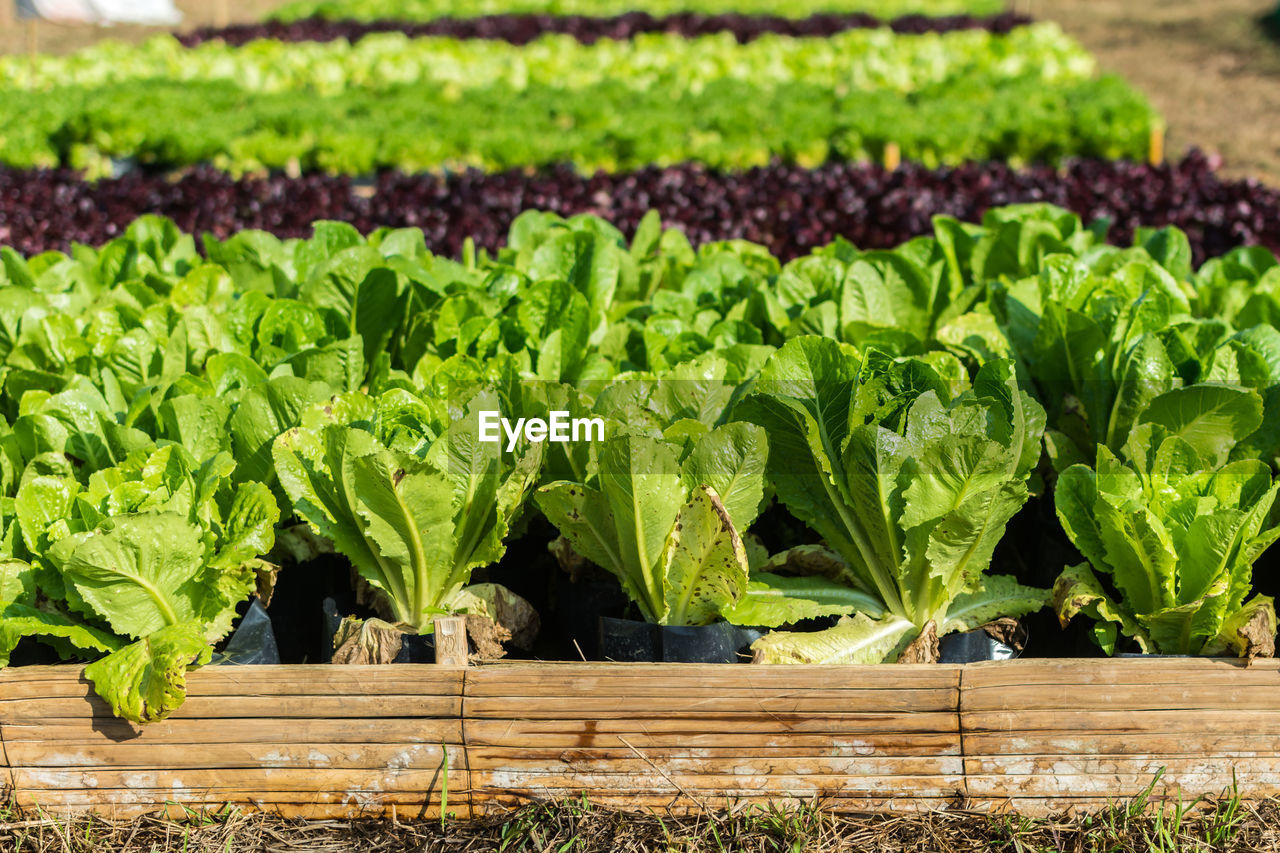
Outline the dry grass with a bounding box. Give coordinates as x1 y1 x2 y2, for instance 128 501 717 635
0 787 1278 853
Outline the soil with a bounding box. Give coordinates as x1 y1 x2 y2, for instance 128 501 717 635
0 0 1277 183
1041 0 1280 184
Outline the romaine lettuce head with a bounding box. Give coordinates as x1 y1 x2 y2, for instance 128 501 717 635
1054 420 1280 657
274 382 544 632
738 335 1048 663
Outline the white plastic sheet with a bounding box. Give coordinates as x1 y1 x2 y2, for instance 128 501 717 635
15 0 182 25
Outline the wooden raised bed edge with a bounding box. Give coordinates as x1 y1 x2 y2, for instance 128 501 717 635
0 659 1273 819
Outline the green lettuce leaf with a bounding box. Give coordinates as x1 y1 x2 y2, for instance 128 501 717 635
722 571 881 628
750 613 916 665
84 621 213 724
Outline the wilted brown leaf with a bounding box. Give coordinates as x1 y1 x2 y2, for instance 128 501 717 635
331 618 404 665
897 621 939 664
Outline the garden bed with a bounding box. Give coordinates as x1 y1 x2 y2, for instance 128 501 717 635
2 659 1276 819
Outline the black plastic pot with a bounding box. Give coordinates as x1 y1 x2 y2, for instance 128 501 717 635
599 617 762 663
598 617 659 661
395 632 436 663
938 629 1020 663
320 597 343 663
274 557 377 664
211 599 280 666
553 574 630 660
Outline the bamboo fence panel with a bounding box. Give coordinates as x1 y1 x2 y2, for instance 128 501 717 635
0 665 468 819
959 658 1280 814
1 659 1278 818
463 662 965 814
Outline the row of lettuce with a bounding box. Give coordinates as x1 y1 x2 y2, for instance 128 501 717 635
3 26 1084 94
175 12 1036 50
1 205 1279 721
3 154 1276 266
268 0 1008 22
0 24 1154 175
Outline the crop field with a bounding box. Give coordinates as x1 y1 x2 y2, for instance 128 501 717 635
1 0 1280 850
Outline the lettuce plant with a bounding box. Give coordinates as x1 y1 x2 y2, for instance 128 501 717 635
1192 245 1279 326
999 245 1280 472
999 255 1192 469
273 385 543 633
536 353 876 630
737 336 1048 663
536 422 770 626
1054 416 1280 657
1 443 278 723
